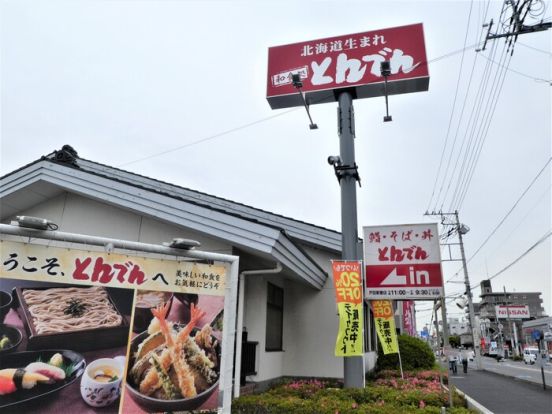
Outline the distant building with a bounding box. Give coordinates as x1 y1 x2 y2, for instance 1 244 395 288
474 279 547 355
522 317 552 354
447 317 470 336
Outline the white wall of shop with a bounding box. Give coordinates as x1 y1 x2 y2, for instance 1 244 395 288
9 192 232 253
9 191 373 383
283 246 343 379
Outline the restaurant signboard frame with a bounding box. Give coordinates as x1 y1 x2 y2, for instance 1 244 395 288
267 23 429 109
363 223 444 300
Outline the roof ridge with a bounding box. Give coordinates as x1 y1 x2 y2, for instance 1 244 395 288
75 156 341 236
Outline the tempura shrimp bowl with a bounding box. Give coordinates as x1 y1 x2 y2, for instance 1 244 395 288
125 303 221 412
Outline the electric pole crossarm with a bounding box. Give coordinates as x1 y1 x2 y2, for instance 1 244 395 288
486 22 552 40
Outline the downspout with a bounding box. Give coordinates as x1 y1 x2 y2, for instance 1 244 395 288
233 262 283 398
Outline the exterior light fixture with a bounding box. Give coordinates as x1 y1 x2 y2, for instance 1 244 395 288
291 73 318 130
163 238 201 250
380 61 393 122
14 216 58 231
458 224 470 235
456 296 469 309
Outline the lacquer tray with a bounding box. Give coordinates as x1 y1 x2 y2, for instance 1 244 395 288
13 285 130 352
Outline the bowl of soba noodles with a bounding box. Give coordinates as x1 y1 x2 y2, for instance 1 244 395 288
133 291 173 333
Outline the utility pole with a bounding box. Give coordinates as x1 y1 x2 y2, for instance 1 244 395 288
454 210 482 369
336 91 364 388
424 210 481 369
503 286 517 357
478 0 551 55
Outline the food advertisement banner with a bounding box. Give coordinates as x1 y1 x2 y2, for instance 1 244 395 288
1 240 226 296
371 300 399 355
0 238 230 414
267 23 429 109
331 261 363 356
363 223 444 300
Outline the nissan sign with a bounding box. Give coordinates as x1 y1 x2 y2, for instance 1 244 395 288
495 305 531 319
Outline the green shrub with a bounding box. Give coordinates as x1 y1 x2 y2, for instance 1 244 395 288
449 335 461 348
377 334 435 371
232 371 475 414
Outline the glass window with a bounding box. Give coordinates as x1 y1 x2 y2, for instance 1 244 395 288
266 283 283 351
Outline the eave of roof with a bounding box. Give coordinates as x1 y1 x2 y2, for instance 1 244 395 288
1 158 328 289
70 157 343 253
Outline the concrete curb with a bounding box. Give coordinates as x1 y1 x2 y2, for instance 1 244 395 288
454 387 494 414
481 366 548 388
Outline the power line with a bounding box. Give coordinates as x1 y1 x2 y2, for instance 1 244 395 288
466 157 551 264
487 229 552 281
454 48 513 210
441 35 507 211
484 182 552 260
451 35 513 211
426 0 476 212
479 52 552 84
117 42 484 168
444 43 499 211
431 7 508 212
445 157 551 285
517 41 552 56
117 107 299 167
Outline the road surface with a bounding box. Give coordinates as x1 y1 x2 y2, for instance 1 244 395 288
478 355 552 386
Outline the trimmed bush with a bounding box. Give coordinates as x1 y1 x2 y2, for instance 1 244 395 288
449 335 461 348
377 334 435 371
232 370 476 414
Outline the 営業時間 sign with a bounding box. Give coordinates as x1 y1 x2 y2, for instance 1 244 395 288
363 223 443 300
266 23 429 109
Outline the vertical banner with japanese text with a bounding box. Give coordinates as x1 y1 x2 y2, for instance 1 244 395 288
332 261 363 356
371 300 399 354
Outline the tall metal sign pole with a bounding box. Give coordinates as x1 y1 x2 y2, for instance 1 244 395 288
337 91 364 388
267 23 430 390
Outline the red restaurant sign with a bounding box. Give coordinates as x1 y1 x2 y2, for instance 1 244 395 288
363 223 443 300
267 23 429 109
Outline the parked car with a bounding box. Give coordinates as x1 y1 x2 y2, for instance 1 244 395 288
523 347 539 364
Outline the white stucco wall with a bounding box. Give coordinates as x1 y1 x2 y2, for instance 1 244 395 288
10 191 376 383
243 275 285 382
11 192 232 253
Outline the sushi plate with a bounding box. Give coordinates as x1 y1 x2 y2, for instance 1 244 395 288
0 349 86 409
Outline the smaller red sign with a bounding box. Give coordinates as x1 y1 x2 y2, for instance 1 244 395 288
366 264 443 288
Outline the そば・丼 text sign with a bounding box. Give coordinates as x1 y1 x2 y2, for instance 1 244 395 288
363 223 443 300
266 23 429 109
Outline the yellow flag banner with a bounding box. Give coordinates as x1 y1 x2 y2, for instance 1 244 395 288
372 300 399 355
332 261 363 356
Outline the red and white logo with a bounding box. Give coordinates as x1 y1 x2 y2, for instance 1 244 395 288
363 223 443 300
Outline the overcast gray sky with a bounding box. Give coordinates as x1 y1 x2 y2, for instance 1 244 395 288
1 0 550 330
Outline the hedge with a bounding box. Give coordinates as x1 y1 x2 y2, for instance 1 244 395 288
377 334 435 371
231 371 474 414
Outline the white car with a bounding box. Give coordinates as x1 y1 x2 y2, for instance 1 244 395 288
523 348 539 364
